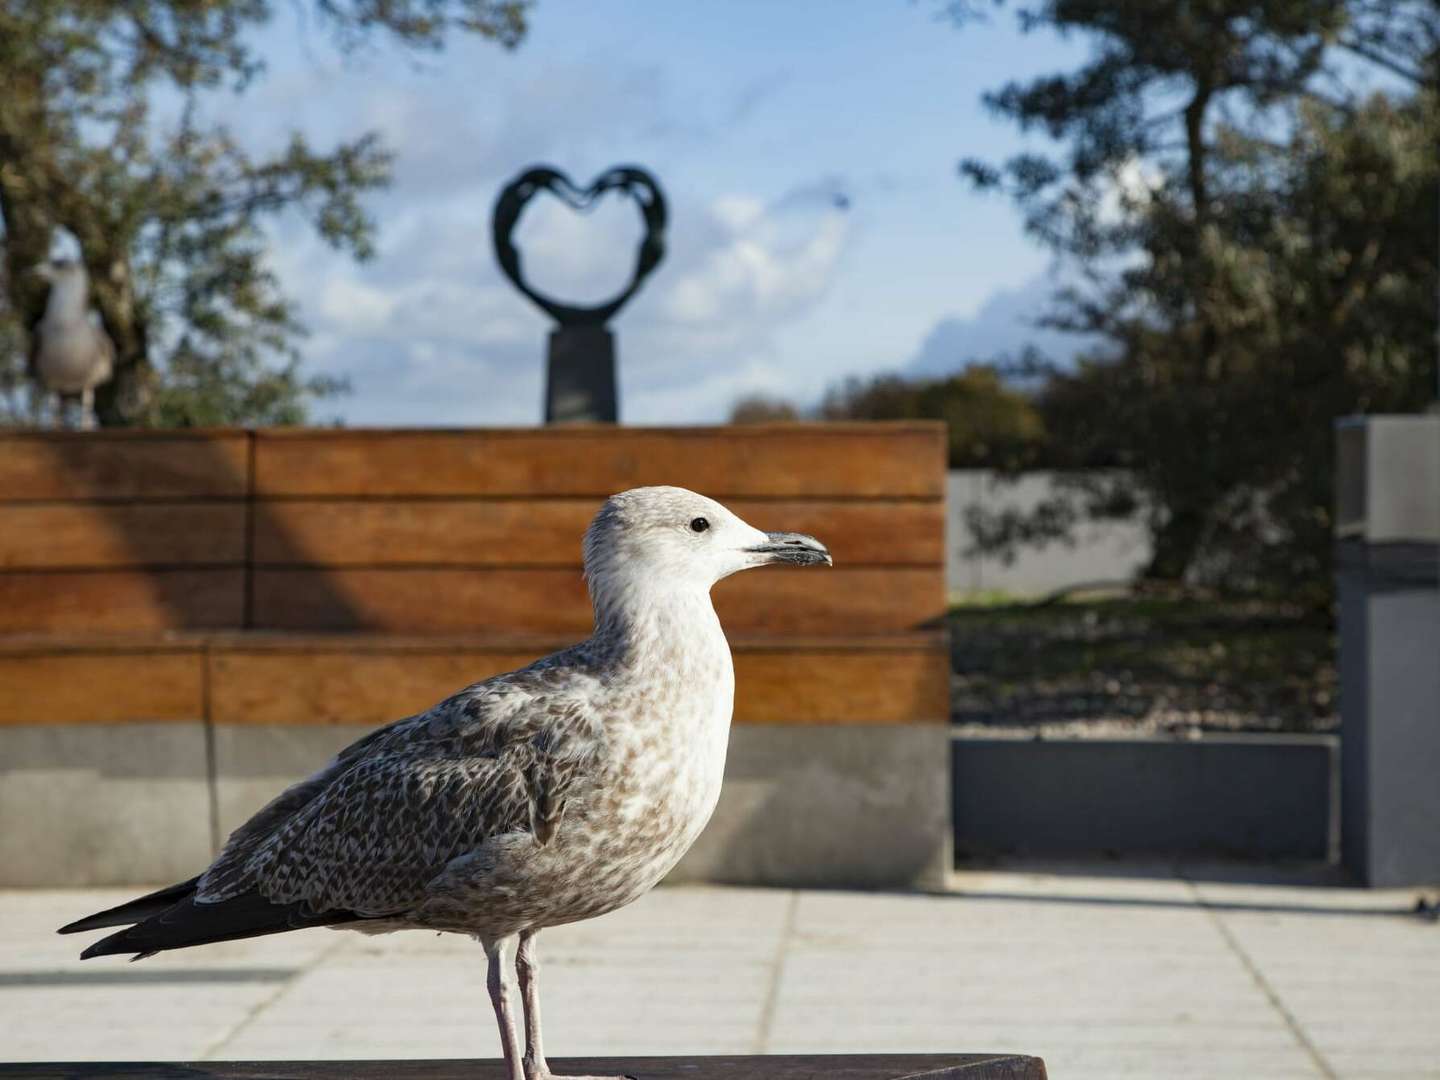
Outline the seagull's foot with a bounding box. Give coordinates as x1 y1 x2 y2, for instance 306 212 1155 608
524 1068 636 1080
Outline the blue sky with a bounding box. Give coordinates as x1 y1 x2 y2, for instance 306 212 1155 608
221 0 1092 424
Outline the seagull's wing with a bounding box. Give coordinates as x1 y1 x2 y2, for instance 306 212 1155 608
207 671 600 914
67 664 600 958
192 715 416 901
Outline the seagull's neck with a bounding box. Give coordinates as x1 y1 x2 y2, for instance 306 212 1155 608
587 574 729 674
43 276 89 323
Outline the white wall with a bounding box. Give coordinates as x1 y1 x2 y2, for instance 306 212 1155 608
947 470 1152 598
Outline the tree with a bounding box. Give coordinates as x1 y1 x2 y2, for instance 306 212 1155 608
729 366 1048 469
0 1 528 426
952 0 1439 595
820 366 1048 469
728 393 801 423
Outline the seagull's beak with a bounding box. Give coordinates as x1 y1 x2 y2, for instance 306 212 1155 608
745 532 833 568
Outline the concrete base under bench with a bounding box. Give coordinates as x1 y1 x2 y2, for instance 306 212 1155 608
1 722 950 890
952 733 1338 861
0 722 214 887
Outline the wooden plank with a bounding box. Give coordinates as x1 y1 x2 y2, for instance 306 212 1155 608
251 424 945 498
252 498 943 568
210 638 948 726
250 567 945 636
209 646 544 726
0 1054 1048 1079
0 503 246 568
735 647 949 724
0 648 203 724
0 431 249 501
0 570 245 633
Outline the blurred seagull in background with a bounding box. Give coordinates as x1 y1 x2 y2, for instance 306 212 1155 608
59 486 831 1080
29 259 114 429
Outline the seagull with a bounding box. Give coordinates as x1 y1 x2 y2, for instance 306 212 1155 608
28 259 114 429
59 486 832 1080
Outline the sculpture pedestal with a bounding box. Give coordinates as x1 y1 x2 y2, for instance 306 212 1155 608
546 325 617 423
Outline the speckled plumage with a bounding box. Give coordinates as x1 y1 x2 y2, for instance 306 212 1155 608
62 486 830 1080
198 613 730 937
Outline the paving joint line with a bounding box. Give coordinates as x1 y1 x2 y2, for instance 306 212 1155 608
752 890 799 1054
1182 875 1338 1080
197 932 352 1061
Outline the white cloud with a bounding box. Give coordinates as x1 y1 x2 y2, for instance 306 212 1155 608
906 272 1095 377
316 278 396 332
710 195 766 232
1097 155 1159 225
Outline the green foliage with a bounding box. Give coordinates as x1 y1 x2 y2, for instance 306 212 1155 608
728 393 801 423
147 341 349 427
818 366 1048 470
0 0 529 426
729 365 1049 470
952 0 1439 598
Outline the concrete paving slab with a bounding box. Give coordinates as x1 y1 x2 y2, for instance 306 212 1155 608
4 871 1438 1078
1193 879 1440 1080
768 886 1316 1078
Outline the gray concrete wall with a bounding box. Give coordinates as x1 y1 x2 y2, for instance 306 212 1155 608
670 724 951 889
952 734 1338 861
947 470 1151 598
1337 541 1440 886
4 721 950 890
1335 414 1440 887
0 723 214 886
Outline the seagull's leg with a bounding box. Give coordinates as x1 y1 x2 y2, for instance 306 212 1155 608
515 928 634 1080
516 928 549 1078
79 386 95 430
484 934 526 1080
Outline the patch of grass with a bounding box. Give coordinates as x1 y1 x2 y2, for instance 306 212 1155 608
948 595 1336 736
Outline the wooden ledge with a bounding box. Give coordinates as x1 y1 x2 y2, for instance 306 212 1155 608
0 1054 1047 1079
0 630 946 656
0 632 950 727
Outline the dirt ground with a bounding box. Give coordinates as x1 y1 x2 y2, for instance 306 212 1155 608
948 594 1337 737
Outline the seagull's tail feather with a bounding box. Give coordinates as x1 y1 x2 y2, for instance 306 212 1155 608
73 890 366 961
57 877 202 935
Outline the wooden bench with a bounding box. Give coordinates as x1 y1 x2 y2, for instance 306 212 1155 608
0 424 950 888
0 1054 1047 1079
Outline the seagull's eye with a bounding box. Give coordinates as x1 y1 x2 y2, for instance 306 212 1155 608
690 517 710 534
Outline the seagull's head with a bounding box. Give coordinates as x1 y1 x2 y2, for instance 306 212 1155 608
30 259 81 284
583 486 831 600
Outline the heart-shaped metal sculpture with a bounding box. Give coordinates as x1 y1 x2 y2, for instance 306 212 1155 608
492 165 668 327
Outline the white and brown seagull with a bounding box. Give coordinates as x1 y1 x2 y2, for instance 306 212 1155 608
60 486 831 1080
29 259 114 429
